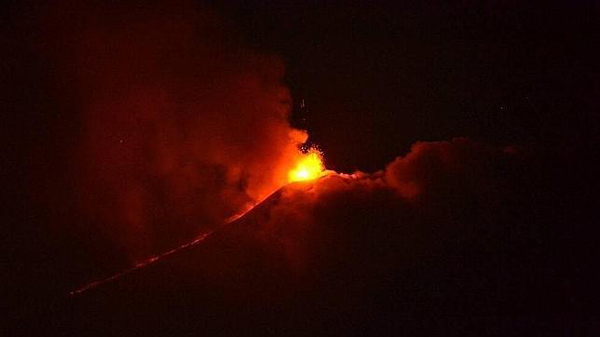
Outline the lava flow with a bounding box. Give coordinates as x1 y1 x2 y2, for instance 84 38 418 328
70 146 328 296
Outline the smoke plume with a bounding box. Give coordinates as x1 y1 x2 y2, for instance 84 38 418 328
34 1 308 264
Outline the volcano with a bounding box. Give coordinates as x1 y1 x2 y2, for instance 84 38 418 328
63 146 595 336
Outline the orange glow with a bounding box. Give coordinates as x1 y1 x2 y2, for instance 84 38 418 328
288 149 325 183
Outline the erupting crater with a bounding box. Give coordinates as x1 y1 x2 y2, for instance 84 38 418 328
287 148 326 183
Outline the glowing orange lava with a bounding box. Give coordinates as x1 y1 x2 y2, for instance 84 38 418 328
288 149 325 183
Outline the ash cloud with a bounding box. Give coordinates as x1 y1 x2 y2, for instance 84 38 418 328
244 138 519 274
31 2 308 264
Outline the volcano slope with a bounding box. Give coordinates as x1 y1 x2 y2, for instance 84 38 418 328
65 141 597 336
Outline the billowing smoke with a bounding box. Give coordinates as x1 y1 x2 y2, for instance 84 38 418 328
235 138 519 274
34 2 308 264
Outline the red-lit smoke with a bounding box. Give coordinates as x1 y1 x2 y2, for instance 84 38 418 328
230 138 517 273
36 1 311 262
29 2 522 282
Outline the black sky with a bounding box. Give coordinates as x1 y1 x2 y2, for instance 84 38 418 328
216 0 599 171
3 1 599 172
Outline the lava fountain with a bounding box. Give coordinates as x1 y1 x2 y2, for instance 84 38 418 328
288 148 326 182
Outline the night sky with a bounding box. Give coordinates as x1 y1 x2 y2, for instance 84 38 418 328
218 1 599 170
2 1 600 335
